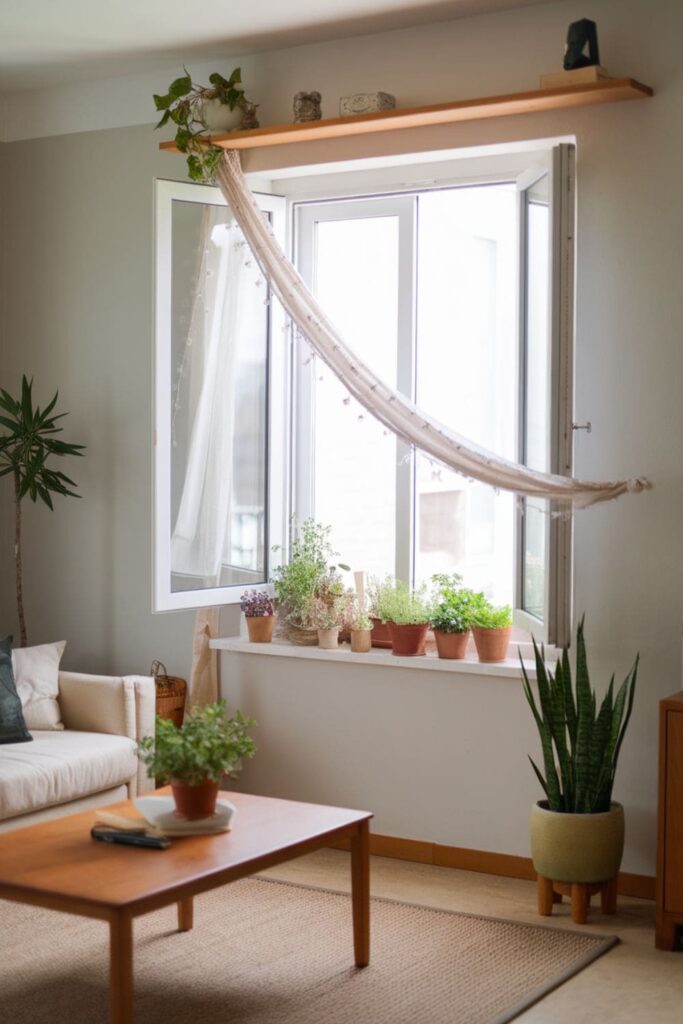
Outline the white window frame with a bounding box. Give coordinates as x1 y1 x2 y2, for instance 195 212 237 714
153 178 288 612
290 146 575 644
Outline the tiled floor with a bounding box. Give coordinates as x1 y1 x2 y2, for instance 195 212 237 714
263 849 683 1022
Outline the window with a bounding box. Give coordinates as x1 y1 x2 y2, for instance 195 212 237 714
154 142 575 645
154 180 287 611
293 144 574 644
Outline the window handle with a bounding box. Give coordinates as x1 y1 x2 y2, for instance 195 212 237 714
572 421 592 433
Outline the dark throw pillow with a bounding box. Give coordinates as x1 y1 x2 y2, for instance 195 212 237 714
0 636 32 744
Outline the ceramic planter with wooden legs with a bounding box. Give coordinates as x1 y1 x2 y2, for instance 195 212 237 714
531 800 625 923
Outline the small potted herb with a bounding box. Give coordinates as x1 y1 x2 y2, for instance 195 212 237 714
137 701 256 820
240 589 276 643
344 596 373 653
381 580 432 657
153 67 254 182
366 574 396 648
430 574 478 660
306 594 344 650
471 597 513 662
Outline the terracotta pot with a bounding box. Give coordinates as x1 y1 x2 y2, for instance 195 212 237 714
472 625 511 663
350 628 372 653
388 622 429 657
433 628 470 660
245 615 276 643
171 778 220 820
317 627 340 650
530 801 625 884
369 616 392 648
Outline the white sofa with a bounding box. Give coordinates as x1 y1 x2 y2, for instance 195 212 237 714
0 670 156 834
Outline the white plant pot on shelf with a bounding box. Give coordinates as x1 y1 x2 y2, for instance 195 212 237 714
201 99 244 133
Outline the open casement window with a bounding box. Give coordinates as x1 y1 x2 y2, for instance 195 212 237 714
292 143 575 641
154 179 287 611
514 143 575 646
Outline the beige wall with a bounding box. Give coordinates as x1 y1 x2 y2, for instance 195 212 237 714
1 0 681 872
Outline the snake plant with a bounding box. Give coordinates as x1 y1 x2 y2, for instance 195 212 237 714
521 618 638 814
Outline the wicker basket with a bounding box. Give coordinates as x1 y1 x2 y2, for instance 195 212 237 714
151 660 187 728
286 624 319 646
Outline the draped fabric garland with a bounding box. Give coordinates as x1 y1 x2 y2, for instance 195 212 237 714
216 150 650 508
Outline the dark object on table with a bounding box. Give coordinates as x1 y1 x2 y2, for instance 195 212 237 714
91 827 171 849
564 19 600 70
293 91 322 123
151 659 187 727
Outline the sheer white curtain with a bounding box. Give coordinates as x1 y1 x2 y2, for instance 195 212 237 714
216 150 651 508
171 208 260 579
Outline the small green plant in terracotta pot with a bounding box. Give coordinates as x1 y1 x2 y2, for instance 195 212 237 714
381 580 432 657
137 701 256 820
522 618 638 922
429 573 479 660
471 598 512 662
366 574 396 648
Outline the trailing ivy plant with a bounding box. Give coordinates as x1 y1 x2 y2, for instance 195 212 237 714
0 377 85 647
521 617 638 814
137 701 256 786
153 68 250 182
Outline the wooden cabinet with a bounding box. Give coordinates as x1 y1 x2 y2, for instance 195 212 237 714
656 691 683 949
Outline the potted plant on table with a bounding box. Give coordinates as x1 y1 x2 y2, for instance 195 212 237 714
153 67 256 182
381 580 432 657
522 618 638 923
137 701 256 820
240 589 276 643
471 598 513 662
429 574 478 660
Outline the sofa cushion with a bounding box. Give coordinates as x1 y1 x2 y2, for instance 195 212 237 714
0 637 32 745
13 640 66 731
0 730 138 822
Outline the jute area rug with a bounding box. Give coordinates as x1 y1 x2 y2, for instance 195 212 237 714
0 877 617 1024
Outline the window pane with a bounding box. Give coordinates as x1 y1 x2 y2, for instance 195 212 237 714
311 216 399 576
521 187 550 618
170 201 268 592
414 186 517 605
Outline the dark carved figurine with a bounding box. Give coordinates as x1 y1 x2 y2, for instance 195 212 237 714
563 18 600 70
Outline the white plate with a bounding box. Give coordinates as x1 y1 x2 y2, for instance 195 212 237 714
133 795 236 836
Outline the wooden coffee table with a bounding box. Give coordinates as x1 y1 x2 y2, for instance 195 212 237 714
0 788 372 1023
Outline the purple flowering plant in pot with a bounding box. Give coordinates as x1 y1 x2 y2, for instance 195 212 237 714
240 589 276 643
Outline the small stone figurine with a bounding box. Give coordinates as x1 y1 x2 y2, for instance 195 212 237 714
293 91 322 123
240 103 260 131
564 18 600 70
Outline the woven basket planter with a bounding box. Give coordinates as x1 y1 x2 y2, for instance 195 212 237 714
151 660 187 728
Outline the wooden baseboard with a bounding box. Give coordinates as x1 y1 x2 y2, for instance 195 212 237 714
329 833 655 900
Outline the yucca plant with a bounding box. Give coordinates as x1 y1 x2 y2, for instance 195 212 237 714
521 618 638 814
0 377 85 646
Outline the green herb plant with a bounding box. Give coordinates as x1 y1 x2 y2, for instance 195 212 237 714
153 68 251 181
429 573 480 634
0 377 85 647
471 596 513 630
137 701 256 786
367 575 397 622
380 580 432 625
271 519 349 629
521 618 638 814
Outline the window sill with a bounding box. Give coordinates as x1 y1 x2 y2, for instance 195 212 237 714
211 636 547 680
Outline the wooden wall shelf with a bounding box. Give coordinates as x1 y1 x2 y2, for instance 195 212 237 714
159 79 652 154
